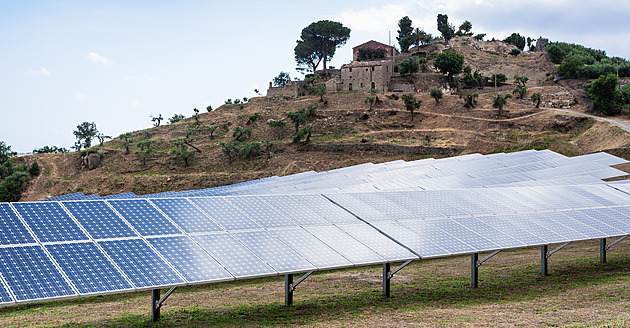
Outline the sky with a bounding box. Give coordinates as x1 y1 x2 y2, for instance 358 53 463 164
2 0 630 153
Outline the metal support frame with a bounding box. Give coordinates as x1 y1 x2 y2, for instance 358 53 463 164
383 260 413 298
606 235 628 251
541 242 571 277
471 250 501 289
600 238 607 263
285 271 314 306
151 287 177 322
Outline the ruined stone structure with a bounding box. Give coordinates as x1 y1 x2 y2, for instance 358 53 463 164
266 81 306 98
536 38 549 51
337 60 394 92
352 40 398 61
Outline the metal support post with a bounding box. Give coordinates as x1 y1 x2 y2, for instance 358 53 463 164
471 253 479 288
541 245 548 276
383 263 391 298
151 289 160 322
285 274 293 306
600 238 607 263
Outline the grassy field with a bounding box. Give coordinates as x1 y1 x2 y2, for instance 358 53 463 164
1 239 630 327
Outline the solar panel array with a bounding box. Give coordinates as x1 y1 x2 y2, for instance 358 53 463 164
2 150 630 307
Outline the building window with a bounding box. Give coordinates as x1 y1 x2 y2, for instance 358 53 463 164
365 68 368 71
349 83 353 91
371 82 375 89
360 83 363 88
371 67 375 71
349 68 352 73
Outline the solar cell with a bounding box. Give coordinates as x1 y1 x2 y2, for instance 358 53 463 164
193 233 276 278
324 194 391 222
349 193 417 220
370 221 448 258
476 216 547 246
108 199 182 236
147 236 233 283
12 202 88 242
189 197 260 231
45 242 133 294
0 281 13 304
454 217 525 249
231 230 316 273
259 195 330 226
379 192 446 219
561 209 625 236
0 204 35 245
401 219 477 254
506 213 573 244
336 224 418 262
291 194 358 224
304 226 385 265
271 228 353 269
405 191 470 217
0 246 76 301
98 239 184 288
149 198 223 233
227 196 298 228
62 201 137 239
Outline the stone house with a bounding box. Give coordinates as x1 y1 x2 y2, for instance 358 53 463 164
352 40 399 61
266 81 307 98
333 60 394 92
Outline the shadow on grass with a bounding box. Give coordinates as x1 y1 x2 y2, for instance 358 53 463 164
54 254 630 327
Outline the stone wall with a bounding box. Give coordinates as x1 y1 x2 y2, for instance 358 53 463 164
266 81 306 98
339 62 393 92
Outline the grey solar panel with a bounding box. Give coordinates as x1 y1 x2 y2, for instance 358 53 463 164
400 219 477 255
0 245 76 302
62 201 137 239
349 193 417 220
371 221 448 258
259 195 330 226
0 204 35 245
271 228 353 269
189 197 260 231
193 233 276 278
476 216 547 246
560 209 626 236
98 239 184 288
292 194 358 224
12 202 89 242
454 217 525 249
231 230 316 273
108 199 182 236
147 236 233 283
149 198 223 233
324 193 391 221
380 192 447 219
227 196 298 228
336 224 418 262
45 242 133 294
305 226 386 265
508 213 575 243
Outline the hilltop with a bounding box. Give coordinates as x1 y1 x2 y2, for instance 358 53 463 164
15 36 630 201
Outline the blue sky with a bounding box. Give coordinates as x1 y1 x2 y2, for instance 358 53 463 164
2 0 629 152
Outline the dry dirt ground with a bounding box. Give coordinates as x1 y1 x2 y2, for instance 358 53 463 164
1 239 630 327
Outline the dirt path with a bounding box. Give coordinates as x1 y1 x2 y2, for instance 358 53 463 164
544 107 630 133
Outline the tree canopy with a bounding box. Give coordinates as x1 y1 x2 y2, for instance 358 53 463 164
73 122 99 151
587 73 621 115
295 20 350 75
437 14 455 45
433 49 464 82
455 20 473 37
397 16 414 52
504 33 526 51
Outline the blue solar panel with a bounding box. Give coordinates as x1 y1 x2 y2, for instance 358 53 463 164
0 204 35 245
149 199 223 233
12 202 88 242
147 236 233 283
0 246 76 301
231 230 316 273
0 282 12 304
107 199 181 236
98 239 184 288
193 233 276 278
292 194 358 224
62 201 137 239
45 242 133 294
189 197 260 231
259 195 330 226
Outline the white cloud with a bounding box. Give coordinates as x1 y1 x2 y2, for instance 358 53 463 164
30 66 52 77
335 4 407 34
77 92 87 101
130 99 142 107
87 52 113 66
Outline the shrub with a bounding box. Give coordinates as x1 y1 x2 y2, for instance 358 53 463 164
28 162 40 177
430 89 443 104
509 48 521 56
240 142 261 159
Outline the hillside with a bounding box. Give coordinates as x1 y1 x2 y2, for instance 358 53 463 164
16 36 630 201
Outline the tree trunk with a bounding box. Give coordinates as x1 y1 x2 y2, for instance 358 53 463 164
184 141 202 153
279 126 284 140
322 47 327 76
498 104 503 116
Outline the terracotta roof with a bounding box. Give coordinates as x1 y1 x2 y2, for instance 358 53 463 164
343 60 391 68
352 40 393 50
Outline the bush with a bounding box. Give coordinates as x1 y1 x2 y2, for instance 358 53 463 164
169 114 185 124
430 89 443 103
587 73 622 115
490 73 508 85
28 162 40 177
240 142 261 159
357 47 388 61
509 48 521 56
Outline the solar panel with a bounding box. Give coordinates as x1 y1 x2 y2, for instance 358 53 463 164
292 194 358 224
475 216 547 246
62 201 137 239
12 202 88 242
371 221 448 258
400 219 477 255
453 217 525 249
227 196 298 228
336 224 418 262
189 197 260 231
259 195 330 226
0 281 13 305
147 236 233 283
108 199 182 236
231 230 316 273
0 204 35 245
271 228 353 269
193 233 276 278
45 242 133 294
324 194 391 222
0 245 76 302
98 239 184 288
304 226 385 266
149 198 223 233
